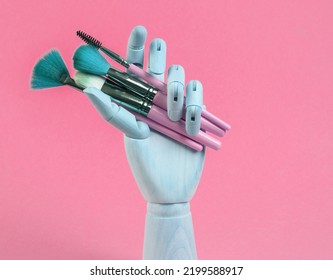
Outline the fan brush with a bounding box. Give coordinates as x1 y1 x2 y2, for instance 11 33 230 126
31 49 83 90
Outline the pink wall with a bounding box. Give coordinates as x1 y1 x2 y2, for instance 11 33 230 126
1 0 332 259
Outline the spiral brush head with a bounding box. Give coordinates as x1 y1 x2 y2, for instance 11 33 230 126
31 50 70 89
76 30 129 68
73 45 110 76
76 30 102 49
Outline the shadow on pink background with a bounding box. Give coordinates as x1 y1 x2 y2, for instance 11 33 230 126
1 0 332 259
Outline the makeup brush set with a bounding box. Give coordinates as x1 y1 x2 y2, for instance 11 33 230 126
31 31 230 151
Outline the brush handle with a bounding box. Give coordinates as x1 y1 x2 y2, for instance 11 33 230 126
148 105 221 150
100 83 220 150
98 82 218 149
84 86 203 151
133 113 203 151
128 63 166 92
202 109 231 131
128 63 230 131
107 71 224 136
153 93 225 136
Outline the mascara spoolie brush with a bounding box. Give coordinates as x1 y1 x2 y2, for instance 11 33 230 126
73 45 225 137
76 30 162 88
76 31 231 132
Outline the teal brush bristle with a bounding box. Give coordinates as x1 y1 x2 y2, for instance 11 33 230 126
73 45 110 76
31 50 70 89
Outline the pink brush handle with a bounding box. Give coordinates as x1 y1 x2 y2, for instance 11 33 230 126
129 64 166 92
148 106 221 150
133 112 203 152
129 64 230 132
201 110 231 131
153 93 225 136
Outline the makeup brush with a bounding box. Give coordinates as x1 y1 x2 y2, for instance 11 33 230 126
84 86 203 152
75 72 221 150
31 49 83 91
73 45 225 136
76 30 166 93
30 50 202 151
76 31 231 132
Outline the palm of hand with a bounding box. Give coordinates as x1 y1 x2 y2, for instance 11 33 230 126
125 130 205 203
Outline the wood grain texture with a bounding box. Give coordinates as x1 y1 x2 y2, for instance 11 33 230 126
124 130 205 203
143 203 196 260
124 130 205 259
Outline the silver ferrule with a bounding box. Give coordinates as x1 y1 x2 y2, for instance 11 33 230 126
60 75 85 91
101 83 152 116
106 68 157 102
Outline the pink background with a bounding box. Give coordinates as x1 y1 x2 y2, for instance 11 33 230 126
1 0 333 259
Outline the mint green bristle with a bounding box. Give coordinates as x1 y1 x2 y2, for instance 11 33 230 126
31 50 70 89
73 45 110 76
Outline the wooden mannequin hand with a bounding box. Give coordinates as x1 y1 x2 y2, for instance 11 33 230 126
83 26 205 259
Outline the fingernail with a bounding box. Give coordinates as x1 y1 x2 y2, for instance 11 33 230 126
167 65 185 121
185 81 203 135
148 38 166 75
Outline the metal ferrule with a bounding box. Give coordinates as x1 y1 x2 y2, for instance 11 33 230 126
100 46 130 68
101 83 152 116
60 75 85 91
106 68 157 102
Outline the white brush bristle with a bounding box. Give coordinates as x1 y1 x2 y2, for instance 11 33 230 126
74 72 105 90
